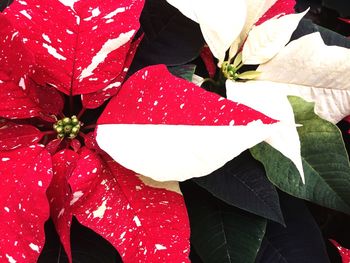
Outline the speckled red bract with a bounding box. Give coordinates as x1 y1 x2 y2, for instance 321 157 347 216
2 0 144 96
98 65 277 126
0 145 52 263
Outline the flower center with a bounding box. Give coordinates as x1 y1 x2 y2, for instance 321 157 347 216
53 115 81 139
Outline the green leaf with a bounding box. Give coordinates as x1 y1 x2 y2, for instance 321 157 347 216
251 96 350 214
194 151 284 225
256 192 330 263
168 64 196 81
181 181 266 263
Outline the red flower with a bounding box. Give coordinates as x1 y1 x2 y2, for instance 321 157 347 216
0 0 278 262
0 1 191 262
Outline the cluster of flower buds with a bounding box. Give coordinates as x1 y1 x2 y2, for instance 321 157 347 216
53 115 81 139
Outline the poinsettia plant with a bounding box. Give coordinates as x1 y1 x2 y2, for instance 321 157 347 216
1 0 350 262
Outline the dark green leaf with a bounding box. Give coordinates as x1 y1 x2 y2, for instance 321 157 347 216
291 19 350 48
129 0 204 74
251 96 350 214
322 0 350 17
181 181 266 263
0 0 13 12
256 191 330 263
38 218 122 262
168 64 196 81
194 151 284 224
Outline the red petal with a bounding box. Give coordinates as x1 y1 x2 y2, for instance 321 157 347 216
0 78 43 119
3 0 144 95
46 150 80 263
0 145 52 263
0 17 33 82
256 0 296 26
330 239 350 263
69 148 190 262
200 45 217 78
98 65 277 126
0 120 43 151
82 35 143 109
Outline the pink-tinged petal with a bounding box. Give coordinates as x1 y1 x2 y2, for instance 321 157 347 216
0 120 43 151
256 0 296 26
46 150 80 263
82 35 143 109
200 45 217 78
0 145 52 263
96 65 279 181
69 148 190 262
2 0 144 95
330 239 350 263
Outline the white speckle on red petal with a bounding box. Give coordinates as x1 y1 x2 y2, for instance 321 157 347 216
66 29 73 34
18 78 26 90
92 25 98 30
155 244 167 250
230 120 235 126
42 43 66 60
92 168 97 173
4 207 10 212
42 33 51 43
133 215 142 227
2 157 10 161
135 185 141 190
106 19 114 24
19 10 32 20
84 7 101 21
29 243 40 253
57 208 65 218
154 101 158 106
79 30 135 80
93 200 107 219
120 231 126 239
180 103 185 109
58 0 79 11
18 0 27 5
102 81 121 91
38 180 43 187
22 38 28 43
70 191 84 205
5 254 16 263
104 7 126 19
11 32 19 41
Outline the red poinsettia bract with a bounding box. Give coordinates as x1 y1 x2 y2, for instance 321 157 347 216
0 0 192 262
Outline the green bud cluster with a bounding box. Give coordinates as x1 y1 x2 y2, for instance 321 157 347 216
53 115 81 139
221 61 239 80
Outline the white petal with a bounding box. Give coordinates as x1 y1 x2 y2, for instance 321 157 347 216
242 9 308 65
258 32 350 123
226 80 304 182
167 0 247 62
96 123 279 182
229 0 277 59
